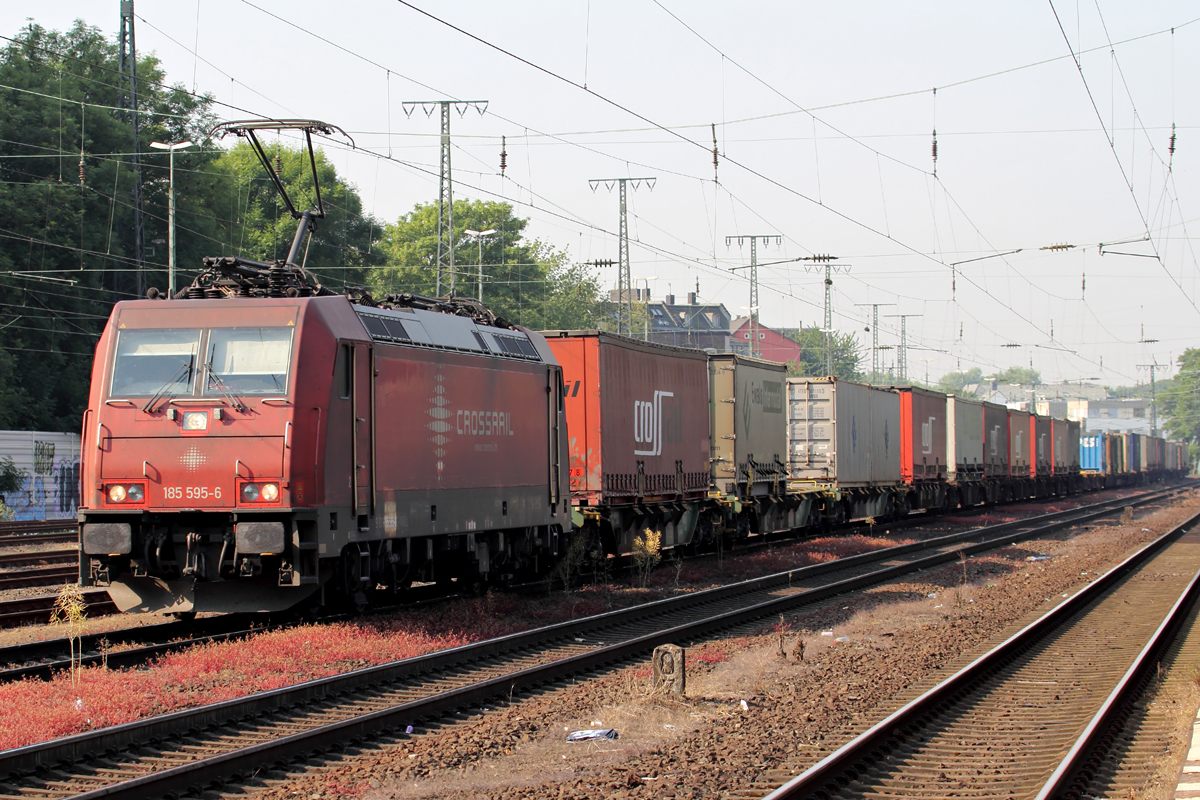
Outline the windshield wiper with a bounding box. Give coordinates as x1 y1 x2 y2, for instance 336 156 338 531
142 361 193 414
205 360 246 412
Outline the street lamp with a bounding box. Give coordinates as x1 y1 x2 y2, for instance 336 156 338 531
634 276 657 340
149 140 193 297
463 228 496 302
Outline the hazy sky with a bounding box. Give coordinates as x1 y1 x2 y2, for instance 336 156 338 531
5 1 1198 387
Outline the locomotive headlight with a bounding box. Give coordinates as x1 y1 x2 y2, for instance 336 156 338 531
108 484 127 503
242 483 260 502
260 483 279 502
182 411 208 431
126 483 145 502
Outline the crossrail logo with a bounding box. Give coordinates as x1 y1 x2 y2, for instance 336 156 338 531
920 416 937 455
634 390 679 457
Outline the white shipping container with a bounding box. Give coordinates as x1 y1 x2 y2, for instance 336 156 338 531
0 430 81 521
946 396 984 481
786 377 900 486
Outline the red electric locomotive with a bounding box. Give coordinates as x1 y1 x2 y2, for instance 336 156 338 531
78 288 569 614
78 121 569 615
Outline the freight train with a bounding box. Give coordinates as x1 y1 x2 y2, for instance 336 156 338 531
76 284 1189 615
75 119 1189 616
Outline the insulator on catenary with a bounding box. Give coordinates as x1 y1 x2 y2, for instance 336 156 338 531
499 135 507 174
931 130 938 164
1169 124 1177 157
78 160 85 184
273 153 282 177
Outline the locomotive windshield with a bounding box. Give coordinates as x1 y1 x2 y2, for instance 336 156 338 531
203 327 293 395
109 327 292 399
110 329 201 396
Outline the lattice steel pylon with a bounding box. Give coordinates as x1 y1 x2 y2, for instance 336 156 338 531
118 0 145 298
725 234 780 358
856 303 895 383
589 177 655 335
885 313 922 383
403 100 488 296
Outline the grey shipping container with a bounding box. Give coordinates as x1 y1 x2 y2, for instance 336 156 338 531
1066 420 1081 471
709 354 788 496
786 377 901 487
946 396 984 481
1008 409 1031 477
982 401 1009 477
1050 418 1069 474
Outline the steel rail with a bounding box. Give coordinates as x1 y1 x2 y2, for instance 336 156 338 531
761 509 1200 800
0 550 76 569
0 520 73 536
0 530 76 547
0 485 1182 796
0 485 1178 683
1035 546 1200 799
0 565 77 591
0 591 116 629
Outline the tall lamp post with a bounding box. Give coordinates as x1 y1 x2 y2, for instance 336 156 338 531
149 140 193 297
463 228 496 302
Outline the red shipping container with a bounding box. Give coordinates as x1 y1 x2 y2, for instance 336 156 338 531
894 386 947 482
544 331 711 505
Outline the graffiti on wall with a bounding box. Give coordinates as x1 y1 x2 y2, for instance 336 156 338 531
0 437 80 521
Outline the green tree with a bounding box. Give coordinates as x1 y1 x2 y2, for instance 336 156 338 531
0 23 381 431
991 366 1040 385
938 367 983 395
782 328 864 381
1160 350 1200 446
0 22 217 432
369 199 605 330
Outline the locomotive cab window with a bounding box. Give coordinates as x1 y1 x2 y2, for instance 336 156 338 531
203 327 294 395
109 329 201 396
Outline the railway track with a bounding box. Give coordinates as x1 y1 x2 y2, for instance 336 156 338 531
0 484 1184 798
0 531 76 547
0 520 73 536
758 509 1200 800
0 483 1180 682
0 550 75 569
0 565 77 592
0 591 116 629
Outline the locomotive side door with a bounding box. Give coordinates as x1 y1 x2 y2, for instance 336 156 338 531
547 366 562 512
352 342 374 522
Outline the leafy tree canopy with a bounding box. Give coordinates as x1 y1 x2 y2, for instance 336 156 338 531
1159 350 1199 445
938 367 983 395
0 22 381 430
782 328 864 381
368 199 605 330
990 366 1041 386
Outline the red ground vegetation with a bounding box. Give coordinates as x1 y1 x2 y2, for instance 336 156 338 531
0 532 909 751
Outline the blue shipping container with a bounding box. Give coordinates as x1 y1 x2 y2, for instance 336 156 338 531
1080 433 1106 473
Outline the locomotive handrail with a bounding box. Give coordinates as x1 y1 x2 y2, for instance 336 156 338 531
284 421 292 449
